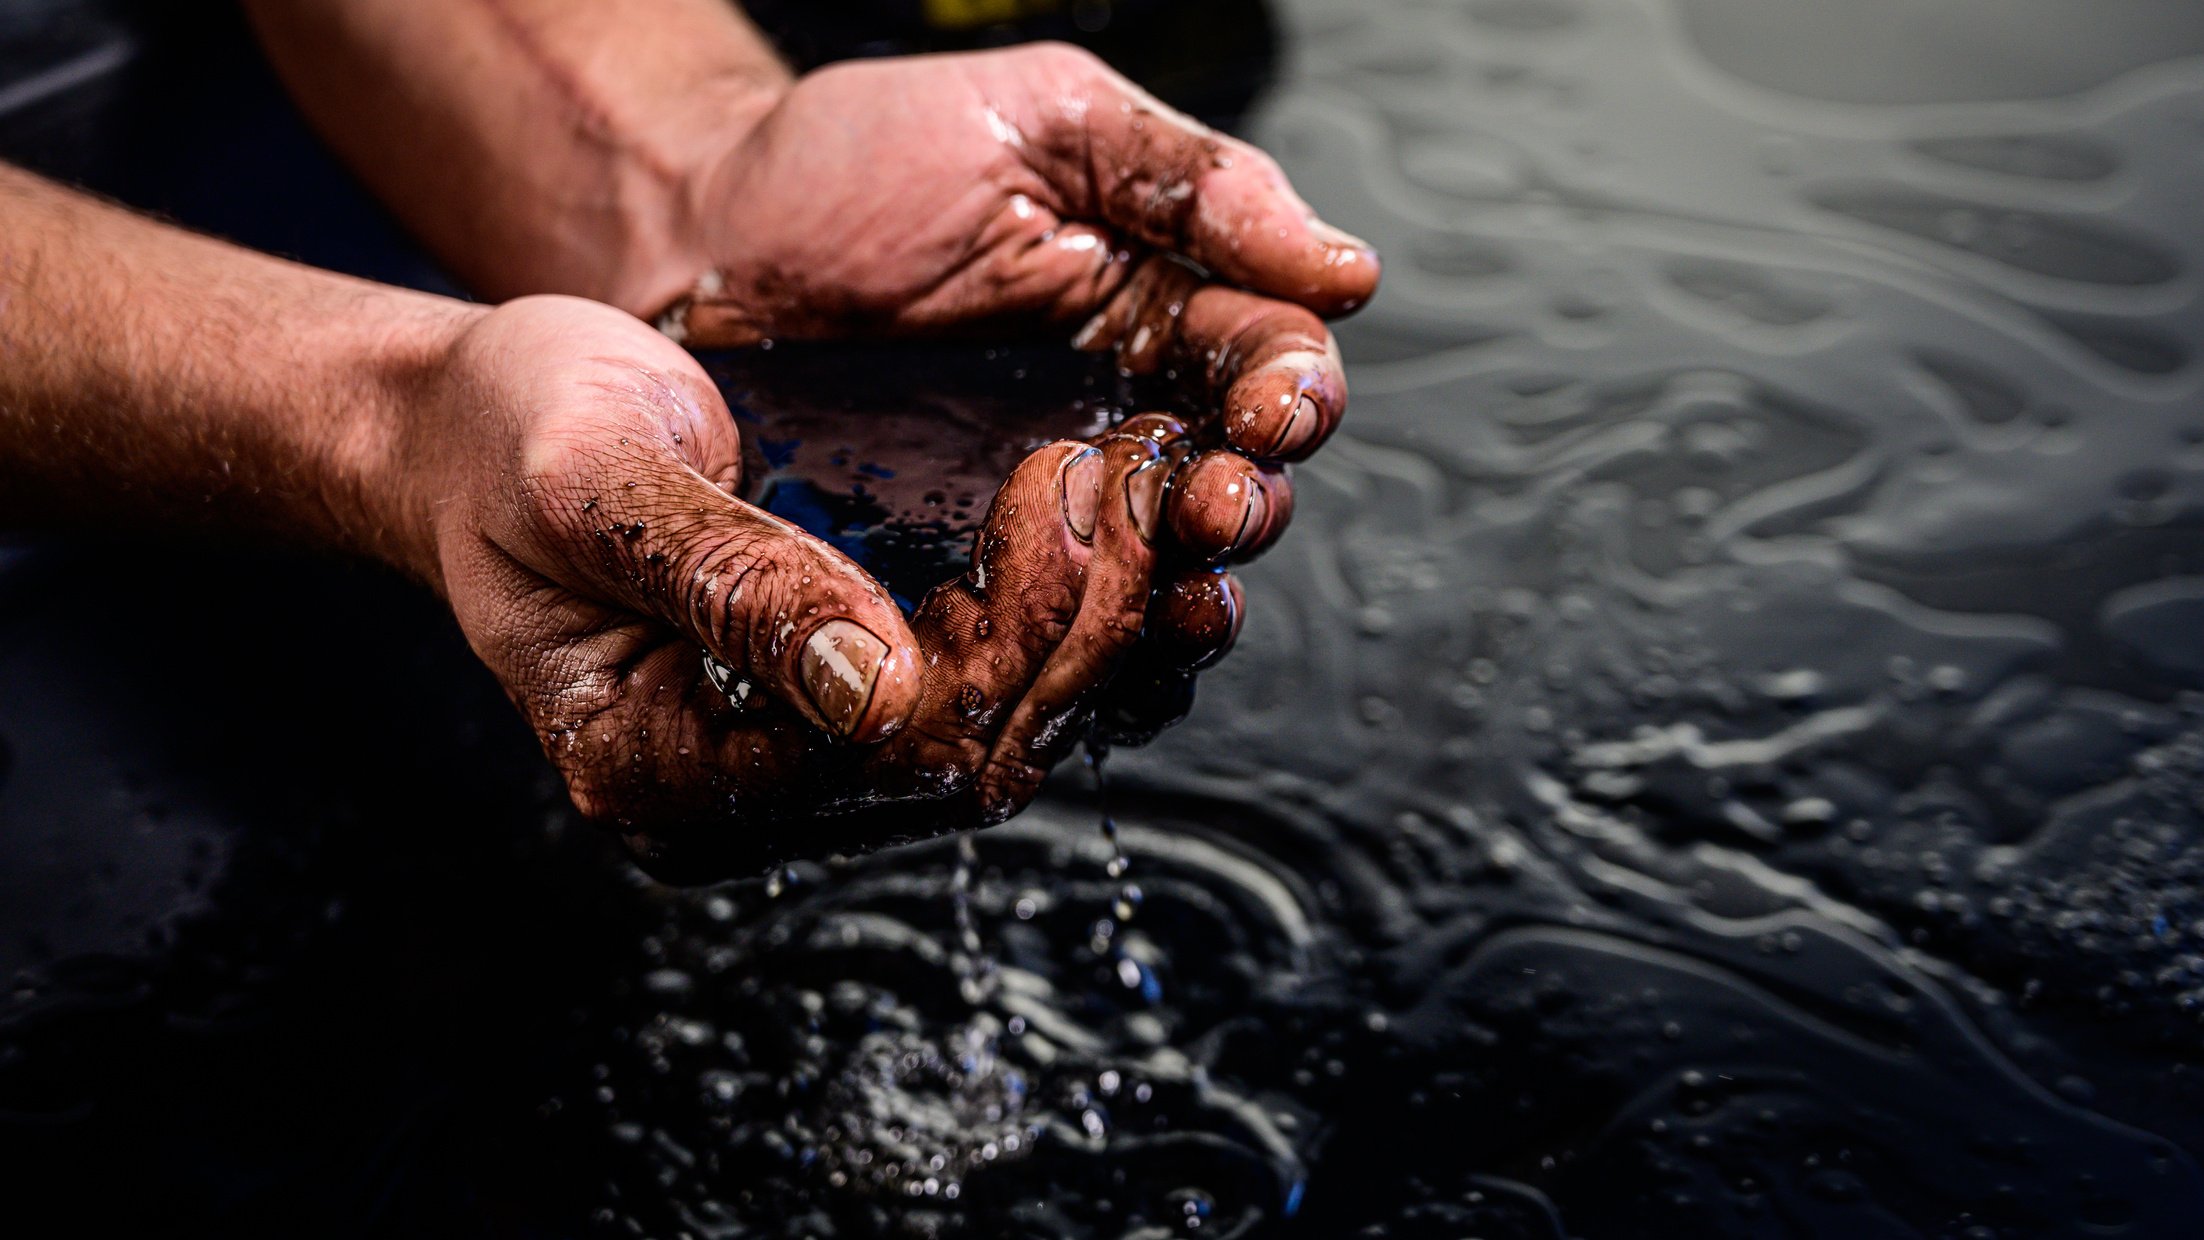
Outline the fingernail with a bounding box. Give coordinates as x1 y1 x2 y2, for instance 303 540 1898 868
1310 217 1374 255
1063 448 1100 542
800 620 887 739
1126 458 1168 544
1269 395 1321 458
1226 475 1271 559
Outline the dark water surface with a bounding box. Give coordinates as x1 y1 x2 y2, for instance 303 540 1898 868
7 0 2204 1236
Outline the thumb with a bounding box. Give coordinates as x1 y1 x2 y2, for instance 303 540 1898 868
546 452 923 743
682 503 922 744
1019 45 1380 317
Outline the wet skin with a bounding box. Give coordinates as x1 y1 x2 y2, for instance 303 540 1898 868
638 47 1365 872
655 45 1366 575
29 1 1385 876
663 46 1374 463
386 45 1371 875
247 4 1377 640
418 299 1259 881
0 153 1264 886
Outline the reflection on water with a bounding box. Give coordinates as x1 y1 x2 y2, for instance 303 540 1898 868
577 1 2204 1233
9 0 2204 1235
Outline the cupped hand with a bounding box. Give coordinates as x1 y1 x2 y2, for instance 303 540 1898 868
399 296 1239 880
660 42 1379 565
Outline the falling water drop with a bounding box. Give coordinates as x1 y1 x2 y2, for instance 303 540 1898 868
951 830 999 1007
1085 738 1154 1000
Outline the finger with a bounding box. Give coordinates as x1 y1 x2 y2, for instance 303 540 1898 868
1022 45 1380 316
1169 450 1295 564
1144 567 1245 671
875 441 1102 800
1113 412 1294 567
525 432 922 743
1076 258 1348 462
980 431 1167 813
1090 570 1240 753
1093 414 1297 567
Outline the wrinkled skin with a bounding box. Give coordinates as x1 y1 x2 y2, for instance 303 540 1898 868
399 45 1383 881
409 297 1244 880
665 43 1378 560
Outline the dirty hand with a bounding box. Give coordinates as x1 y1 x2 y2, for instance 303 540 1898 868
249 11 1380 566
660 42 1380 566
406 297 1238 880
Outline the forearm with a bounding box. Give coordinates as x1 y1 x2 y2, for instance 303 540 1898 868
0 163 470 581
242 0 790 317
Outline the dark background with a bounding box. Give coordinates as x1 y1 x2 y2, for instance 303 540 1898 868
5 2 2204 1236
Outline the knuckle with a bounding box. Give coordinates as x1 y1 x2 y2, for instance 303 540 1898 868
517 410 627 489
1016 583 1081 652
694 534 781 658
976 757 1047 825
1104 601 1151 647
899 726 992 800
945 743 992 797
1026 699 1092 763
1235 141 1288 185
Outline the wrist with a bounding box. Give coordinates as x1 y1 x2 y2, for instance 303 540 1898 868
328 295 490 591
607 68 789 324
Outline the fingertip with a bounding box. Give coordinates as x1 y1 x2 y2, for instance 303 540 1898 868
1180 295 1341 462
962 439 1102 608
1151 568 1245 669
851 620 926 744
1168 451 1290 563
1224 359 1342 463
1307 219 1382 315
1126 453 1169 545
1182 164 1381 316
982 440 1101 539
663 290 766 350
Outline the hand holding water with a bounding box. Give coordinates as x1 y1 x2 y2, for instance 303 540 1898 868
6 0 1392 874
250 8 1380 576
655 43 1375 569
403 298 1239 878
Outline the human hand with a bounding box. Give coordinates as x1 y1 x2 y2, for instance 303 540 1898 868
660 42 1379 565
246 10 1376 562
396 297 1238 880
0 155 1238 881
